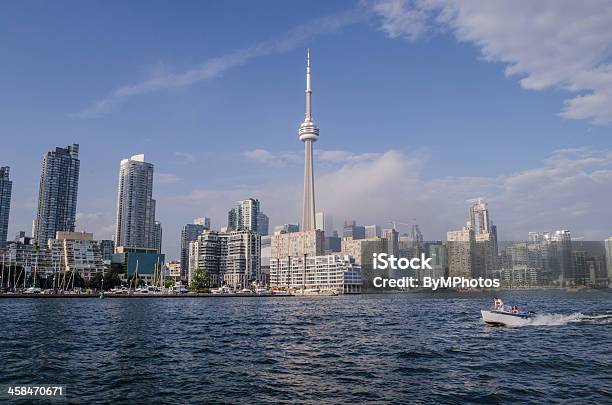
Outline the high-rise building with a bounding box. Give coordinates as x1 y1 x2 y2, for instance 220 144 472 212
239 199 260 232
299 49 319 231
274 224 300 234
153 221 162 253
341 236 386 289
227 207 239 230
572 250 588 286
114 154 156 250
315 212 325 232
180 220 208 281
468 199 498 278
447 227 474 278
365 225 381 239
315 212 334 235
549 230 573 286
33 144 80 247
49 231 105 280
189 229 261 288
324 235 341 253
343 220 366 240
271 229 324 260
260 235 272 285
99 239 115 261
409 224 423 244
382 228 399 257
194 217 211 229
426 242 448 279
257 212 269 236
469 199 491 235
0 166 12 243
227 198 261 233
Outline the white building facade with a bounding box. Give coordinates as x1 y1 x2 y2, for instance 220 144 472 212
189 229 261 288
270 254 362 294
48 231 105 280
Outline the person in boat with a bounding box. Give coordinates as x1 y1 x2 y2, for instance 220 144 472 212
511 305 519 314
493 297 504 311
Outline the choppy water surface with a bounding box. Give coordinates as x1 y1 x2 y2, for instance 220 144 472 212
0 290 610 404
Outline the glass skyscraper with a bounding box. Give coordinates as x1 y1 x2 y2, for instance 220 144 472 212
0 166 12 242
33 144 80 246
114 154 156 249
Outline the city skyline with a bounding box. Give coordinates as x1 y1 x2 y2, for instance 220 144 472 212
1 1 612 259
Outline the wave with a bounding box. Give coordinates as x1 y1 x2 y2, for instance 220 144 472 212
524 312 612 326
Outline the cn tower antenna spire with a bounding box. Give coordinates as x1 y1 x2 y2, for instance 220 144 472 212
306 48 312 121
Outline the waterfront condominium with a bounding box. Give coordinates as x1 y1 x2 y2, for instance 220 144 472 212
189 229 261 288
0 166 12 242
33 144 80 247
180 219 210 281
114 154 156 250
48 231 105 281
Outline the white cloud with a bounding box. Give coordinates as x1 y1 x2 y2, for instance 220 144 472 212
72 9 366 118
75 212 115 239
155 172 180 185
368 0 612 124
174 152 196 164
315 149 383 163
368 0 441 41
243 149 300 168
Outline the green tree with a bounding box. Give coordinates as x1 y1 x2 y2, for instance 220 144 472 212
190 267 209 291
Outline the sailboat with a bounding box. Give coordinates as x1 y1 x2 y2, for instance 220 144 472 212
99 267 105 299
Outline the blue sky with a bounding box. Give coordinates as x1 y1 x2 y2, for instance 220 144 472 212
1 0 611 259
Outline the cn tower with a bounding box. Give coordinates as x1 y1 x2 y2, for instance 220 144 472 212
299 49 319 231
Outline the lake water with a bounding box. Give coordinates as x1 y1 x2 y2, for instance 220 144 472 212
0 290 610 403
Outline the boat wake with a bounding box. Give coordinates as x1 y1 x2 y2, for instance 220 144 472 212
522 312 612 327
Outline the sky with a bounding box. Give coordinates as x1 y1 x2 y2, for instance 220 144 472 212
1 0 611 260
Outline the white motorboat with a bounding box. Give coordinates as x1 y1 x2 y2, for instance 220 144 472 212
271 290 292 296
481 309 535 327
212 286 232 294
169 282 189 294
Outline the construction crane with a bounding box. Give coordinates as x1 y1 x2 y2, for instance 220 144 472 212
388 219 416 231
